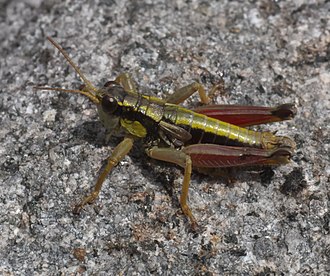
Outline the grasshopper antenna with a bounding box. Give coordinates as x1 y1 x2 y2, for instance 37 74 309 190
34 37 100 104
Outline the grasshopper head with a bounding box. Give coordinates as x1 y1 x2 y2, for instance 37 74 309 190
95 81 129 136
34 37 124 135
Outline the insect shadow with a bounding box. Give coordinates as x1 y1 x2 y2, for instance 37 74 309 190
71 120 107 148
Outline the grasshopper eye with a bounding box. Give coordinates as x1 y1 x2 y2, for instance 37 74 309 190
79 84 86 91
103 81 117 88
101 95 118 114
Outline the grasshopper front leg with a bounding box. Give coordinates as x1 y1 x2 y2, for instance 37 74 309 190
74 137 134 213
146 147 197 229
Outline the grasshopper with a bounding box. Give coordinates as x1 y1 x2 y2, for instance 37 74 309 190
35 37 296 228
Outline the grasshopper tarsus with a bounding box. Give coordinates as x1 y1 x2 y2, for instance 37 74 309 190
72 199 93 215
72 205 83 215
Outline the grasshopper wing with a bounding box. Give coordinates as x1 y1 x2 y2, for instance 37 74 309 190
193 104 296 127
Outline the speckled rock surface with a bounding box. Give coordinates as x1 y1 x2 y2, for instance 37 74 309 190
1 0 329 275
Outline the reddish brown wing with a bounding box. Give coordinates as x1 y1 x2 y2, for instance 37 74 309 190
193 104 296 127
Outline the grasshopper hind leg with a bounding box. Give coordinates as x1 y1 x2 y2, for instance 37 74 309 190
146 147 198 229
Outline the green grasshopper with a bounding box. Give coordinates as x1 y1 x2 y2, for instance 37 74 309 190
36 37 296 228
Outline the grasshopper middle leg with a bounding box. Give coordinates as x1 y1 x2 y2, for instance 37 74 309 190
165 82 210 105
114 73 138 94
165 82 224 105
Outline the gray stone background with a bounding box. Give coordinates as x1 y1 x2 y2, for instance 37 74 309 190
1 0 329 275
